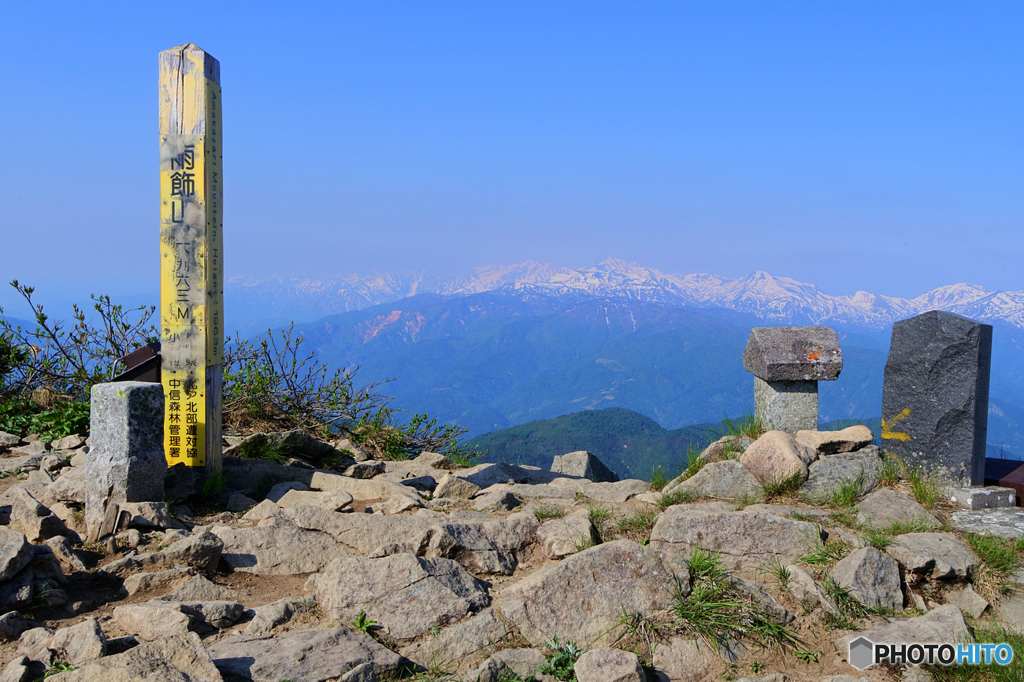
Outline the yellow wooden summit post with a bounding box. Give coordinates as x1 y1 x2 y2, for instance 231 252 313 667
158 44 223 475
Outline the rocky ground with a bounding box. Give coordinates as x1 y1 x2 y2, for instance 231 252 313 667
0 426 1022 682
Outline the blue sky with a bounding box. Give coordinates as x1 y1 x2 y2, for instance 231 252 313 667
1 1 1021 313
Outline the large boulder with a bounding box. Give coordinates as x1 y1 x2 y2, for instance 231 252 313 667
739 431 816 484
398 608 509 669
498 540 689 647
314 553 491 640
650 508 825 573
550 451 619 482
211 627 403 682
5 487 67 542
536 509 596 559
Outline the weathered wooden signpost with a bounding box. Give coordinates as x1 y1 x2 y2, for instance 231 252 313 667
158 43 223 474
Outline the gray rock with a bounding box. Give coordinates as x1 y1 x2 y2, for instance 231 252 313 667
951 508 1024 539
122 567 190 595
796 426 874 455
801 447 881 500
40 453 70 473
0 612 32 641
886 533 977 580
244 598 297 635
577 479 650 503
574 648 645 682
210 627 404 682
428 512 539 575
996 593 1024 632
462 462 542 488
316 553 491 639
753 377 819 433
6 487 67 542
381 493 424 515
398 608 508 668
0 527 33 581
45 632 222 682
85 382 166 539
536 509 595 559
51 435 85 451
786 564 838 615
499 539 689 647
225 493 257 511
480 483 575 501
835 604 971 661
0 656 31 682
343 461 386 479
743 326 843 381
0 454 43 473
947 486 1016 510
181 600 245 629
166 574 241 602
881 310 991 485
550 451 619 482
0 432 21 449
209 518 348 575
101 531 223 577
113 602 194 640
474 649 551 682
120 501 185 530
44 536 87 573
856 488 939 529
473 490 522 512
333 437 372 461
673 460 761 500
829 547 902 611
650 637 721 682
47 618 107 665
284 505 435 556
49 466 87 503
434 473 482 499
650 508 825 573
9 441 47 458
400 475 437 492
16 625 54 661
265 480 310 500
944 585 989 619
740 431 816 484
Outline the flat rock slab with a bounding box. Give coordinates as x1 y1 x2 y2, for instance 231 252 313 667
650 508 825 573
835 604 971 662
315 553 491 640
672 460 760 500
796 426 874 455
47 632 221 682
885 533 978 580
498 539 689 648
742 326 843 381
398 608 508 669
210 520 349 575
210 627 404 682
284 505 435 555
801 448 881 500
650 637 721 682
856 488 939 528
951 508 1024 539
576 479 650 503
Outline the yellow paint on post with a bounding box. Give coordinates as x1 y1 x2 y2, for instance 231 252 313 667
881 408 911 441
159 44 223 471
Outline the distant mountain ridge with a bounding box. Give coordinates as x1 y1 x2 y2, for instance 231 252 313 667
228 258 1024 333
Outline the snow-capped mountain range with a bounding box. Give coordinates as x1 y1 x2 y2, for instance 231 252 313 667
227 258 1024 331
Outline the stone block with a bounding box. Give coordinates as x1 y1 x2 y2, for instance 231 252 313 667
881 311 992 485
753 377 818 433
85 382 166 539
742 326 843 381
947 486 1016 511
550 451 619 482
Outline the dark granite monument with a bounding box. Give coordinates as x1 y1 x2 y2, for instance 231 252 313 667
881 310 992 485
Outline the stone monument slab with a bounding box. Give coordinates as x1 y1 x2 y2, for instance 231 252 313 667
881 311 991 485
